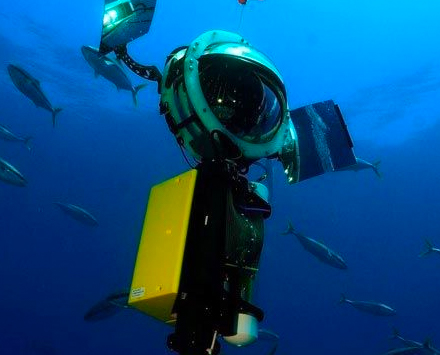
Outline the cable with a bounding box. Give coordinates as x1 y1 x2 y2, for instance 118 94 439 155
237 4 245 32
179 143 195 169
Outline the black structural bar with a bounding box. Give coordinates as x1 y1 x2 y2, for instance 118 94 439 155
114 44 162 93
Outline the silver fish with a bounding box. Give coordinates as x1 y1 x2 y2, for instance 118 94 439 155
419 239 440 257
0 124 32 150
383 347 431 355
391 328 423 348
81 45 147 106
340 294 396 316
384 338 438 355
282 221 348 269
54 202 98 226
336 157 382 178
0 157 27 187
84 291 130 322
7 64 62 127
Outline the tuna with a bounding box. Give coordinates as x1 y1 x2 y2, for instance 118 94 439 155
0 157 27 187
391 328 423 348
282 221 348 269
54 202 98 226
383 346 431 355
340 294 396 316
81 45 147 106
84 291 130 322
0 124 32 150
7 64 62 127
336 157 382 178
384 338 438 355
419 239 440 257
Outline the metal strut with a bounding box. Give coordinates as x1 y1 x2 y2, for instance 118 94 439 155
114 44 162 93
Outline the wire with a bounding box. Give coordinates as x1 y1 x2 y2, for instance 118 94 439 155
237 4 245 32
179 143 195 169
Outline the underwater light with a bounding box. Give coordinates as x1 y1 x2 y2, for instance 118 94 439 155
102 0 135 29
103 10 118 26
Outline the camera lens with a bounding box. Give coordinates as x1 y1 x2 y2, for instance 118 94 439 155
199 58 282 143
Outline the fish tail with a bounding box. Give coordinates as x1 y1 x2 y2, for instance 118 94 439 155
23 136 33 151
372 160 382 179
419 239 434 257
281 220 295 235
52 108 63 127
132 83 148 106
339 293 347 304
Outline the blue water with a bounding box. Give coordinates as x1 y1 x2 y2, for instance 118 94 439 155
1 0 440 354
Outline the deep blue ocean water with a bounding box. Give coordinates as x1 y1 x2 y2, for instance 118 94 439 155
1 1 440 354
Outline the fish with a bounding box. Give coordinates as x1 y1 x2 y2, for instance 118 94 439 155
81 45 147 106
84 291 130 322
384 339 438 355
54 202 98 226
339 294 396 316
391 328 423 348
0 157 27 187
7 64 62 127
336 157 382 178
0 124 32 150
383 346 431 355
419 239 440 257
282 221 348 269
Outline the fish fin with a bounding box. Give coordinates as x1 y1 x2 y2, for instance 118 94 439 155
339 293 347 304
52 108 63 127
131 83 148 106
94 71 99 78
372 160 382 179
281 220 295 235
24 136 33 151
419 239 434 257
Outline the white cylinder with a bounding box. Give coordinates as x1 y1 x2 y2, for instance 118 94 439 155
223 313 258 347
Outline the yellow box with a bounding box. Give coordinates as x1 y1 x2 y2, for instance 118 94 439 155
129 169 198 324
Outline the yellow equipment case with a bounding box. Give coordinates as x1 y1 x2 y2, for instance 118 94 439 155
128 169 198 324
